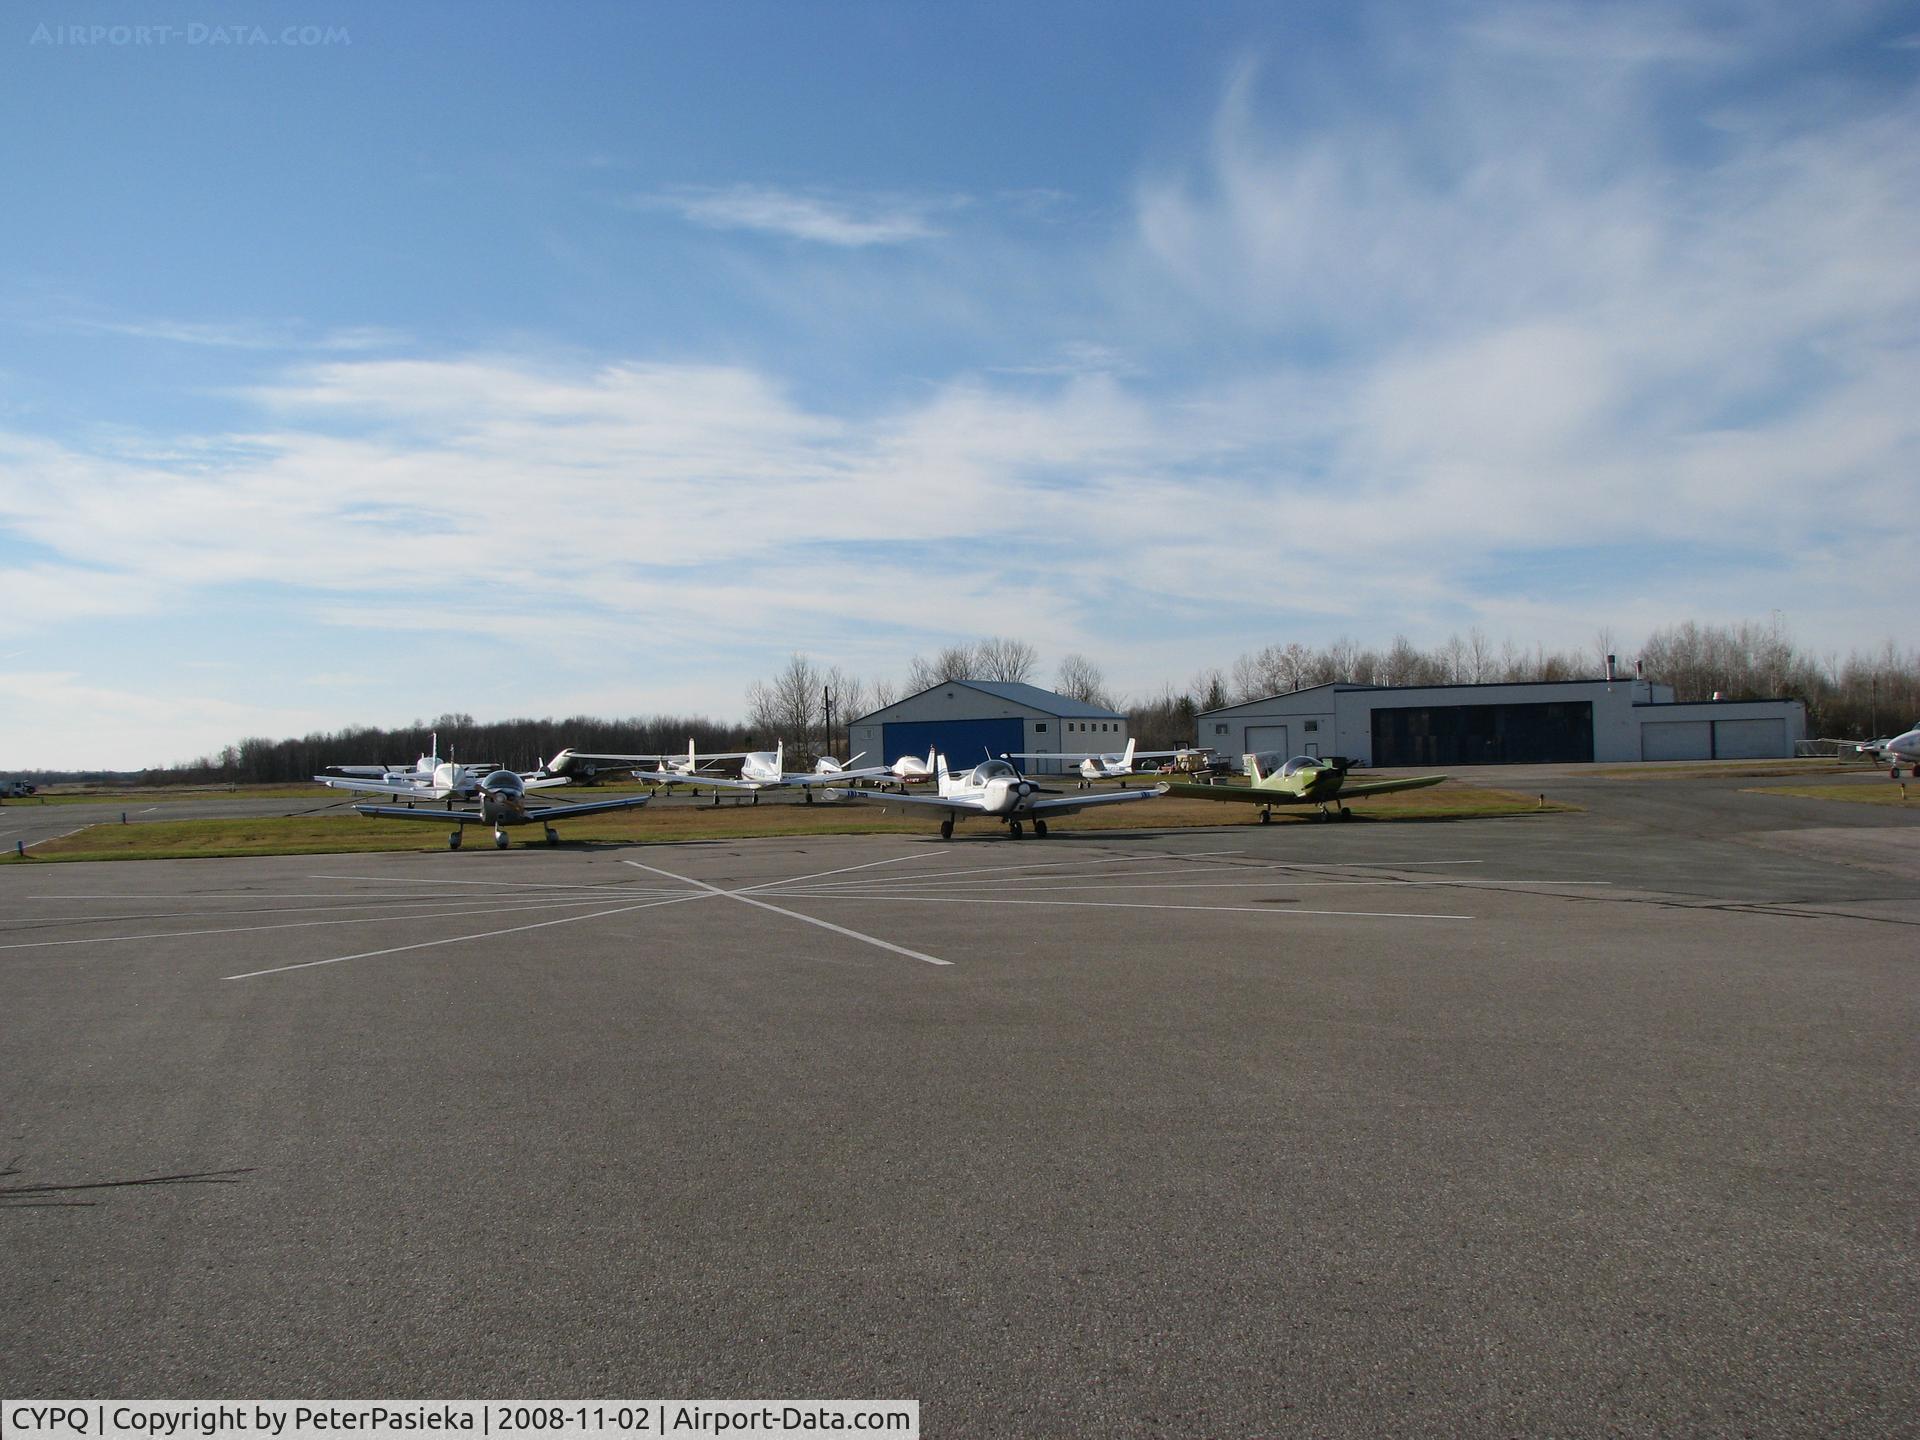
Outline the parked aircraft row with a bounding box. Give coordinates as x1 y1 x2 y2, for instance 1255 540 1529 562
315 738 1448 851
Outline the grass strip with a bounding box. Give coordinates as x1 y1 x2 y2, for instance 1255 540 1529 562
3 782 1566 863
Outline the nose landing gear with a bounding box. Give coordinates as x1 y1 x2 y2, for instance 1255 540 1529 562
493 828 510 850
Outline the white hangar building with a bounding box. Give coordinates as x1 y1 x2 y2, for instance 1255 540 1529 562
1195 677 1806 767
848 681 1129 777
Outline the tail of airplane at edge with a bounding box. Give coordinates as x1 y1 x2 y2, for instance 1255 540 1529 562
1244 753 1267 782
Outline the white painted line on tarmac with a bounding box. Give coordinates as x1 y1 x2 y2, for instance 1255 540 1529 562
1 893 656 954
739 849 943 891
623 859 952 966
226 892 712 979
774 890 1473 921
753 846 1254 892
306 873 658 893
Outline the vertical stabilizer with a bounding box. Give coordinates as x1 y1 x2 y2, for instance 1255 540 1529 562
1244 753 1266 782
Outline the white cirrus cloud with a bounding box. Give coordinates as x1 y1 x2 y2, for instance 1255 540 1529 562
634 183 959 246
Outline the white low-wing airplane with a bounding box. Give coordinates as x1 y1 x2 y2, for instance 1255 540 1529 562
313 733 537 804
1872 725 1920 777
843 754 1166 839
1000 737 1198 788
634 740 889 803
353 768 655 850
880 747 939 789
545 740 747 785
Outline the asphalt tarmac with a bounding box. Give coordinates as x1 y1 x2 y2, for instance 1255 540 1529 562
2 772 1915 1436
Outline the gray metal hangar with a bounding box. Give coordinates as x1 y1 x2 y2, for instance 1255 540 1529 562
848 681 1129 777
1195 677 1806 766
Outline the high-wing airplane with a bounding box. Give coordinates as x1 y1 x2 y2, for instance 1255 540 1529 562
842 754 1166 839
1164 753 1446 823
1000 737 1211 788
352 768 655 850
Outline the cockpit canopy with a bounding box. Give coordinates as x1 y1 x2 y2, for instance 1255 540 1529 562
969 759 1019 784
1279 756 1325 778
480 768 523 791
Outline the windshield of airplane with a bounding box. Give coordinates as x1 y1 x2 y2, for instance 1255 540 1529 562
480 769 523 790
1279 757 1323 777
970 759 1018 784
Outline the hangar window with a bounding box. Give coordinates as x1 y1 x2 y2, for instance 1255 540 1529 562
1036 723 1048 732
1304 721 1318 733
1214 724 1227 735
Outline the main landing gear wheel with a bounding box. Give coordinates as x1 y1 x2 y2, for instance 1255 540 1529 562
1033 819 1048 838
448 830 462 850
1259 809 1273 825
493 828 510 850
939 818 954 841
1008 821 1024 840
803 790 813 804
545 826 560 846
1338 806 1354 822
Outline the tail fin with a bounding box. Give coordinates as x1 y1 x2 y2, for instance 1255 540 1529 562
1244 753 1265 782
774 738 784 774
935 753 950 791
1122 737 1136 768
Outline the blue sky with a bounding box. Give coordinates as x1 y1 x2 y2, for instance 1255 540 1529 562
3 1 1917 767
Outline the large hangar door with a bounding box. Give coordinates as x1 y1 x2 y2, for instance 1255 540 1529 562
1642 721 1711 761
1370 702 1594 766
882 718 1026 771
1245 724 1289 759
1713 718 1787 759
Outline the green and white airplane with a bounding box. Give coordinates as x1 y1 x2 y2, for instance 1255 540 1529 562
1164 753 1446 823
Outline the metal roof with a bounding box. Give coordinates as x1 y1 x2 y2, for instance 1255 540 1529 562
855 679 1125 722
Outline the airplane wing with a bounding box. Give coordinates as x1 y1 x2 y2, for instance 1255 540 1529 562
1161 780 1300 804
314 775 449 800
523 793 655 821
1334 774 1448 798
353 803 485 824
353 793 653 824
781 767 891 789
1026 783 1167 816
1162 775 1447 804
838 790 987 815
631 770 763 792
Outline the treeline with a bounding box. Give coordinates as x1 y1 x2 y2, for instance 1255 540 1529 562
148 712 754 787
148 622 1919 785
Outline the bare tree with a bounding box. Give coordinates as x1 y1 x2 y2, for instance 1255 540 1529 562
1056 653 1112 708
973 636 1040 684
745 653 822 749
1190 667 1230 713
906 643 978 692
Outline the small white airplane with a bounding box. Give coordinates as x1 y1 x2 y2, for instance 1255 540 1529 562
1000 737 1195 788
1872 725 1920 777
843 753 1166 839
870 746 939 791
352 768 655 850
629 740 888 804
544 740 740 782
313 734 541 805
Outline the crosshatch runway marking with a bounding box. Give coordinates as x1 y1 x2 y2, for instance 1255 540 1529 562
2 838 1609 982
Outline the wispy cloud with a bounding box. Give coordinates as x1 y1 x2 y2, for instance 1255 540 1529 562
634 184 958 246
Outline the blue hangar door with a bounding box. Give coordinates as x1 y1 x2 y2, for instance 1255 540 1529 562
883 718 1027 772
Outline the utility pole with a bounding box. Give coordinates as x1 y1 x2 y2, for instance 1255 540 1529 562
823 685 833 760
